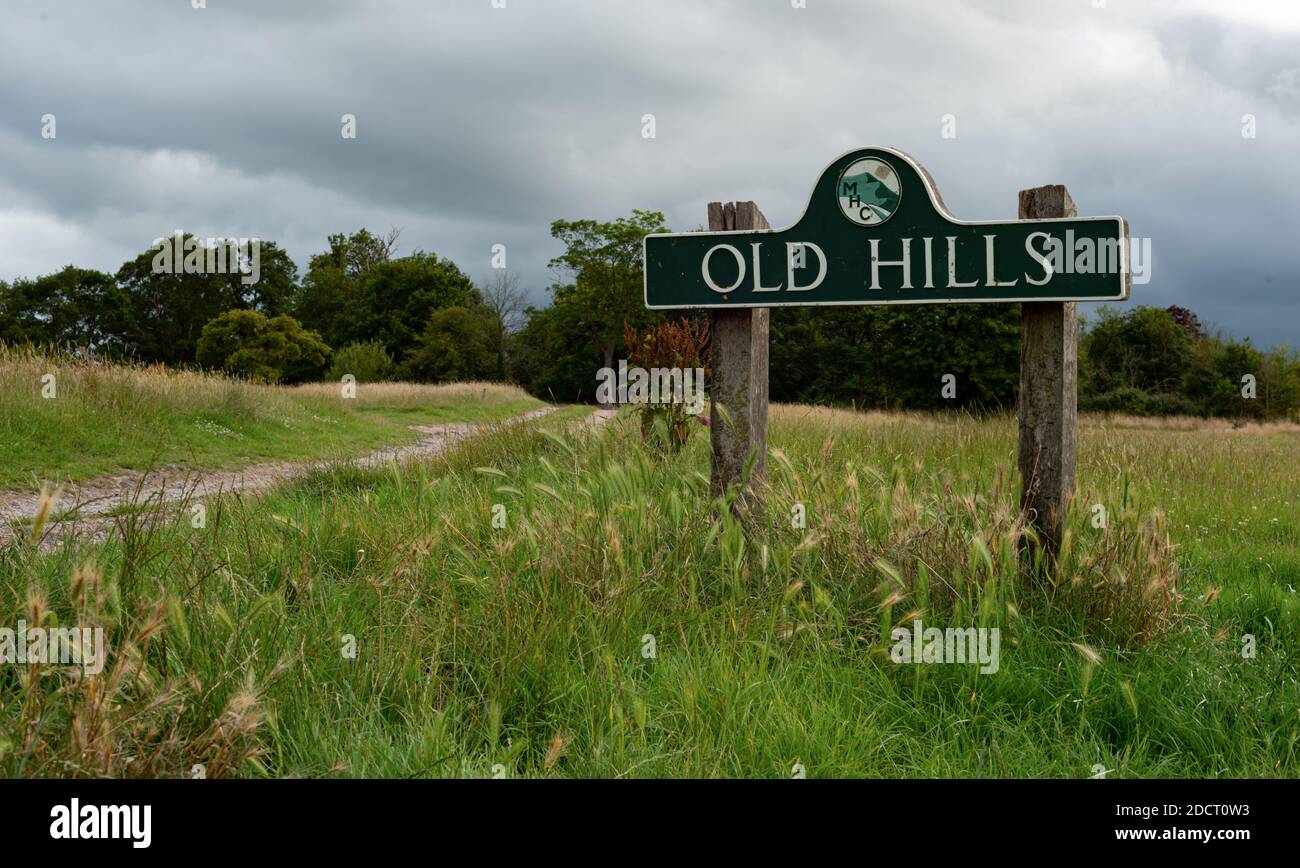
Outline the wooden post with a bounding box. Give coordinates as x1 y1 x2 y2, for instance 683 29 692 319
707 201 769 514
1017 185 1078 562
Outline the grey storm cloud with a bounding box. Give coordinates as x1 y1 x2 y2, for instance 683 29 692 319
0 0 1296 347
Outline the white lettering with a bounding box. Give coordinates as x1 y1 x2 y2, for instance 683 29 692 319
701 244 745 293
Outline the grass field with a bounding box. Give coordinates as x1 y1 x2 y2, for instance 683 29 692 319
1 364 1298 778
0 345 542 489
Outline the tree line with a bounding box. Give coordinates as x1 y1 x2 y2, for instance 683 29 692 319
0 228 525 385
505 211 1300 421
2 216 1297 420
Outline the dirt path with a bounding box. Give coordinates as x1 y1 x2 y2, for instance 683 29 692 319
2 405 614 548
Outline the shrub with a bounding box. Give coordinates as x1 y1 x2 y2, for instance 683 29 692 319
622 317 710 453
326 340 394 383
399 305 496 383
196 310 330 384
1080 387 1204 417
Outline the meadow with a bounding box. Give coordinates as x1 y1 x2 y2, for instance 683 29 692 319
1 358 1297 778
0 344 541 489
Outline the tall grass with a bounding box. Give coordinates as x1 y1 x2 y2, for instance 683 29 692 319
290 380 530 409
3 400 1295 778
0 345 541 488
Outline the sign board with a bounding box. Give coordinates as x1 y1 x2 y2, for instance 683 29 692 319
644 147 1130 309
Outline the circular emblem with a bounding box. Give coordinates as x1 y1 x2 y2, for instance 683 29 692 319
836 157 901 226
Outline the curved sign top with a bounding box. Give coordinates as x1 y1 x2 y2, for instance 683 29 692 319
644 146 1130 309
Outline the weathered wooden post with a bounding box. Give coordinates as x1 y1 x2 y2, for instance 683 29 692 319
707 201 769 513
1017 185 1078 562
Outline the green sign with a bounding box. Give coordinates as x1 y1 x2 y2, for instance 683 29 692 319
644 147 1130 309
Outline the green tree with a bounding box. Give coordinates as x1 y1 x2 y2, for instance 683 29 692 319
114 234 299 365
769 304 1019 410
401 304 496 382
548 210 669 374
244 242 301 316
294 228 400 351
1209 340 1266 419
196 309 329 383
1081 305 1193 396
1257 346 1300 420
295 228 474 360
509 300 605 403
326 340 395 383
357 254 475 358
0 267 126 352
1077 305 1300 420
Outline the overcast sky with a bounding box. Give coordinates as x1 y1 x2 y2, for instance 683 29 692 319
1 0 1296 347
